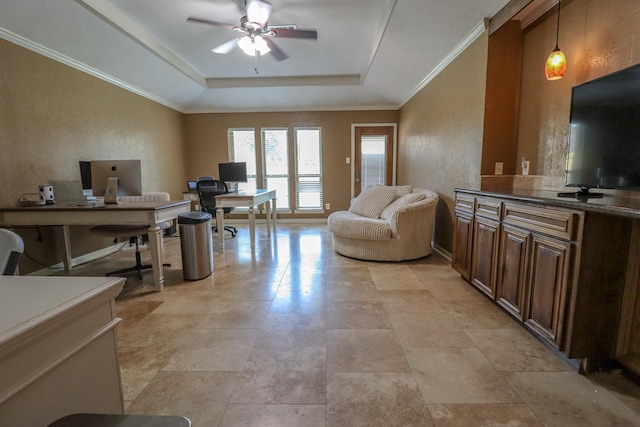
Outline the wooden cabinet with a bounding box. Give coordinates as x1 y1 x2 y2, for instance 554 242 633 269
471 216 500 298
525 234 572 347
617 219 640 377
453 191 581 354
469 197 503 298
452 211 473 280
452 194 475 280
453 189 640 374
496 224 529 320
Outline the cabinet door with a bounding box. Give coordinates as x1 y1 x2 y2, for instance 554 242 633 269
617 219 640 376
496 225 530 320
471 216 500 298
453 211 473 280
524 234 572 348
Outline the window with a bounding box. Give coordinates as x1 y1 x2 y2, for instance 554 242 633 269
361 135 387 188
294 127 323 211
261 128 290 210
227 128 257 191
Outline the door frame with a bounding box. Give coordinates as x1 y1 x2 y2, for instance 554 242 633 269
350 123 398 199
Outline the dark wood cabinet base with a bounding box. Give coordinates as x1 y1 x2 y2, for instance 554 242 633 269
454 189 640 374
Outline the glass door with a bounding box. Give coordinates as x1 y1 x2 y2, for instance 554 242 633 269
354 126 395 196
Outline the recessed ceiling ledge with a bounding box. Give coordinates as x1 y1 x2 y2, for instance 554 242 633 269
205 74 362 88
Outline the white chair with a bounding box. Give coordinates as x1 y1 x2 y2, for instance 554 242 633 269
90 192 172 279
0 228 24 275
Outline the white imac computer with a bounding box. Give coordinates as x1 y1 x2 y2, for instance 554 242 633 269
90 160 142 203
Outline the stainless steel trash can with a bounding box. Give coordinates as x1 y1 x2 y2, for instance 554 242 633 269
178 211 213 280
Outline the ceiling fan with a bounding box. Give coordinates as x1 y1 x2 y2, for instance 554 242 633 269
187 0 317 61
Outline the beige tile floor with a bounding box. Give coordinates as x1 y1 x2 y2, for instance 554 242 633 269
62 223 640 426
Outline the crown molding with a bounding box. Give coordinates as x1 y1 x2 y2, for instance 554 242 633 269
400 19 488 108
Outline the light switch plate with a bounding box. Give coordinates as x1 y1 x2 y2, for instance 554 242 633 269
495 162 503 175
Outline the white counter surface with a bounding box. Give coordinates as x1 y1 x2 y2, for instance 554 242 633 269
0 276 124 345
0 275 126 426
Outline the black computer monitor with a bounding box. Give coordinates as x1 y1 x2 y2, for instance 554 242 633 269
78 161 93 198
218 162 248 183
90 159 142 197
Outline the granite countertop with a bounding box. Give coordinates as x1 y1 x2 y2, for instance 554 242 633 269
455 187 640 219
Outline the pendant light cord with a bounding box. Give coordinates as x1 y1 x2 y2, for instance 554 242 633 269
555 0 561 49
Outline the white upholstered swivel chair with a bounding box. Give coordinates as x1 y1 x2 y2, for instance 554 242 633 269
90 192 172 279
0 228 24 275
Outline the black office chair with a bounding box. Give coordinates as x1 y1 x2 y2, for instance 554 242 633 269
90 192 172 279
197 179 238 237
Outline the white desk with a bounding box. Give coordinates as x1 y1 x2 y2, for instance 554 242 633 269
0 276 125 427
0 200 190 291
215 189 277 251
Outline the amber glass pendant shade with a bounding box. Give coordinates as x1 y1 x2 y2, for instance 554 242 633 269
545 47 566 80
545 1 566 81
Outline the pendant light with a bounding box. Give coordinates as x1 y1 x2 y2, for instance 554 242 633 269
545 0 566 80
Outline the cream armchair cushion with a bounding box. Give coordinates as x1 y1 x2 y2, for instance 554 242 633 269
348 185 397 219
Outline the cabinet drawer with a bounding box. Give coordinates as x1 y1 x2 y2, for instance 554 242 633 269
503 203 577 240
455 193 475 214
475 197 502 220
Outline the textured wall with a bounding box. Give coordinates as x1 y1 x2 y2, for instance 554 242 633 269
0 39 186 271
517 0 640 176
398 32 489 253
184 110 399 217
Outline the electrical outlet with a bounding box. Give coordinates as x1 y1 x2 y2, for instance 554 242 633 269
521 157 530 176
495 162 503 175
325 203 330 210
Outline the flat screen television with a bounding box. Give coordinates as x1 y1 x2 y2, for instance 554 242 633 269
218 162 248 183
561 62 640 198
90 159 142 197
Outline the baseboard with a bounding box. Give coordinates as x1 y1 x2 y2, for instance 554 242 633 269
432 242 452 261
27 244 122 276
223 218 328 224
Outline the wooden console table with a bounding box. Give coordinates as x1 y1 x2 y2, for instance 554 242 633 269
0 276 125 426
453 188 640 374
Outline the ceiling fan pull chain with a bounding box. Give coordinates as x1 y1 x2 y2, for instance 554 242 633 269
254 51 260 74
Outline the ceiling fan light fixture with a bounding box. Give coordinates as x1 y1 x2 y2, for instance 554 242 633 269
238 35 271 56
246 0 272 26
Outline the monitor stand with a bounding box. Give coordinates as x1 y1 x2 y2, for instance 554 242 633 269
557 187 604 199
104 177 119 204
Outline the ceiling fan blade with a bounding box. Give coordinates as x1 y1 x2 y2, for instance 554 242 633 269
264 38 288 61
212 38 238 54
187 16 236 30
272 28 317 39
246 0 272 27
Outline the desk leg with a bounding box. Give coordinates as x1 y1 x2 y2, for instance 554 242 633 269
272 198 277 231
249 206 256 250
217 207 224 251
60 225 72 271
147 225 164 292
265 200 271 237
